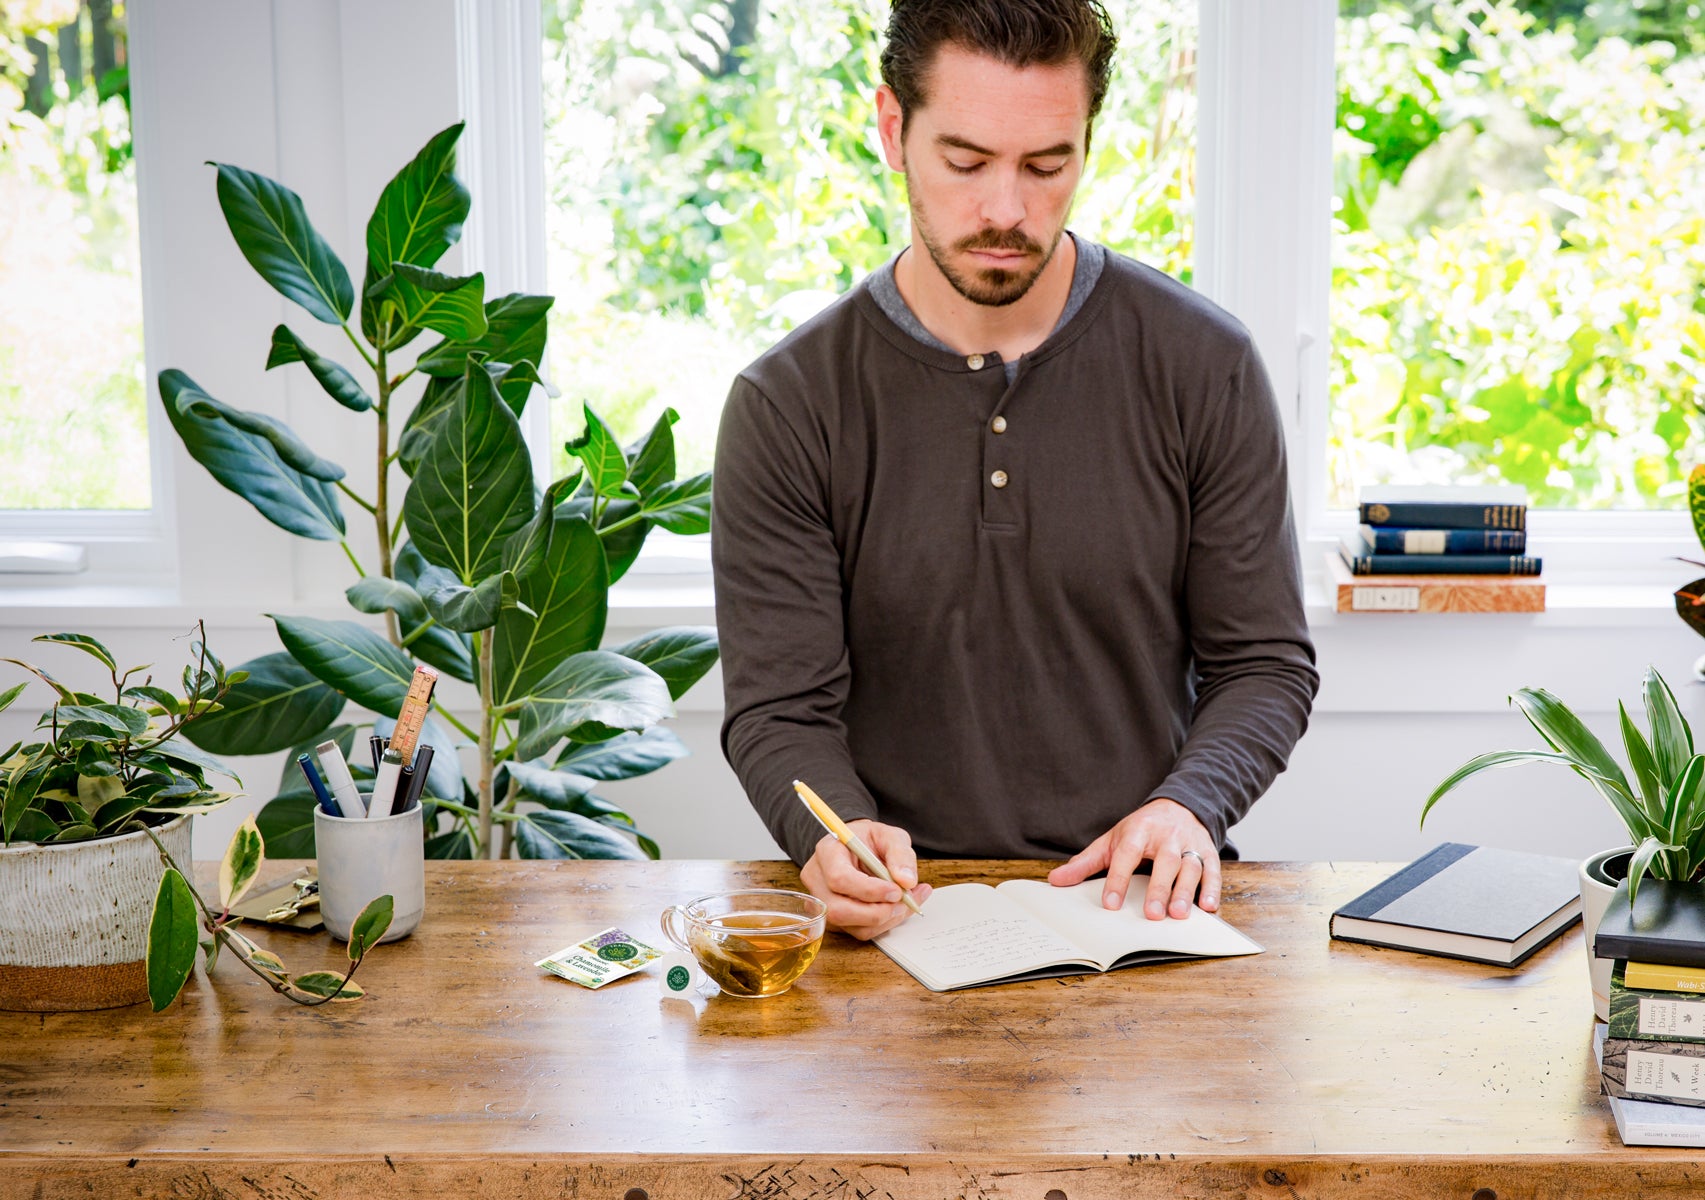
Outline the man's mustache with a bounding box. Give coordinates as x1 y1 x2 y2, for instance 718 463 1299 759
954 229 1042 255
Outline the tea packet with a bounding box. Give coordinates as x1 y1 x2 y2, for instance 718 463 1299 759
536 927 665 989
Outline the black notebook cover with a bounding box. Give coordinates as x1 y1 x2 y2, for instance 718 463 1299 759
1330 842 1581 966
1594 879 1705 969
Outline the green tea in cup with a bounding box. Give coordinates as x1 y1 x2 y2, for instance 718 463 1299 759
660 889 826 998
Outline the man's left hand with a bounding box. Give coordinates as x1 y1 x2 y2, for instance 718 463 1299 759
1046 798 1220 919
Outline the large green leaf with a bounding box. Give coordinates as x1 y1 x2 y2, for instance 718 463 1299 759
502 472 579 583
556 726 688 781
143 738 241 786
398 375 464 477
50 703 146 737
1645 668 1694 789
271 616 415 718
495 515 606 707
346 577 429 627
31 633 117 672
394 543 476 683
566 405 629 498
503 759 598 808
219 815 265 910
608 627 718 701
256 792 318 858
418 569 519 633
146 867 200 1011
211 162 353 324
638 472 712 536
402 361 536 585
514 651 672 761
514 809 647 860
266 325 373 412
160 370 345 541
371 264 487 341
181 652 346 756
415 293 553 413
1422 747 1646 833
1510 686 1635 801
425 828 475 859
366 123 467 278
627 408 679 499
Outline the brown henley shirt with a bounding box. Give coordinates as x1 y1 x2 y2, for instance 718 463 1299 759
712 247 1319 866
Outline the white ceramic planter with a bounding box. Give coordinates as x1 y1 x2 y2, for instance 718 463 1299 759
0 814 193 1011
1580 844 1633 1023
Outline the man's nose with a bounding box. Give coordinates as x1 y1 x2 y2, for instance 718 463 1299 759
978 169 1027 230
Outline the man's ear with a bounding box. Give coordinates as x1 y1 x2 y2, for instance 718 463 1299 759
874 83 907 172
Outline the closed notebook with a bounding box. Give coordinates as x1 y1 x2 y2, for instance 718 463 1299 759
1594 879 1705 969
1329 843 1581 967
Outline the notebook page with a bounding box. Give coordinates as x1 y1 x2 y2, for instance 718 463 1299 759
874 883 1089 990
997 878 1263 968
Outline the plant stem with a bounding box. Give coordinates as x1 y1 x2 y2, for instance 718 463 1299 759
336 480 377 515
341 322 378 373
432 700 479 744
374 342 399 647
398 617 439 648
338 541 366 578
500 774 519 859
477 630 495 858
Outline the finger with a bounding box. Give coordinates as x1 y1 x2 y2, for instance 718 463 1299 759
1101 833 1148 912
863 822 919 891
1048 834 1109 887
1199 854 1222 913
835 884 934 941
1143 848 1180 920
1168 851 1205 919
818 836 907 904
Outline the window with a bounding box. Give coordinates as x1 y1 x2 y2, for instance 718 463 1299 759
0 1 149 512
538 0 1198 474
1331 0 1705 512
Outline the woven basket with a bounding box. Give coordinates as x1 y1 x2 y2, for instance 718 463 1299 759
0 814 193 1011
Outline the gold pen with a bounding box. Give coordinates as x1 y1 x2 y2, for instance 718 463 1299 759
793 779 924 917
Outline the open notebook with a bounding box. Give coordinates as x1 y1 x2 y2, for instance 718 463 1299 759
874 876 1263 991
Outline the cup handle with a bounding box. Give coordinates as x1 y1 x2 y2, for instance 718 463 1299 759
659 906 691 952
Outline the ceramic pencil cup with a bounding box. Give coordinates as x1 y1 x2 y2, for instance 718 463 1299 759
313 799 424 944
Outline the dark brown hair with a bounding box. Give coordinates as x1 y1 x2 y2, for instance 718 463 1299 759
880 0 1118 132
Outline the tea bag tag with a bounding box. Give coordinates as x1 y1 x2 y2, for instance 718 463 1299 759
659 950 706 997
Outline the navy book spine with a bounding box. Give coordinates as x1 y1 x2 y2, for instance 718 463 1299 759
1338 543 1542 576
1359 501 1527 530
1360 525 1528 554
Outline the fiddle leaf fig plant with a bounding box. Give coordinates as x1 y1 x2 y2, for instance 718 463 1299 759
157 122 717 860
1423 667 1703 906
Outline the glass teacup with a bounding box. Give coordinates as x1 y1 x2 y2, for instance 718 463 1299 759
660 889 827 998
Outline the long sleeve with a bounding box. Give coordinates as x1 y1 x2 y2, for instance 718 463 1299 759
1145 342 1320 846
712 374 875 865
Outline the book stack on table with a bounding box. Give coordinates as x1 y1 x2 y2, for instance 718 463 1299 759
1329 485 1545 612
1592 879 1705 1144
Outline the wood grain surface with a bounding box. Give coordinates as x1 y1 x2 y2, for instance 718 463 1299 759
1 859 1693 1198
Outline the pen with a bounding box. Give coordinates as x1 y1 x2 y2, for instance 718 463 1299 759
369 749 405 819
316 739 365 819
297 753 338 816
793 779 924 917
368 734 385 773
400 744 434 812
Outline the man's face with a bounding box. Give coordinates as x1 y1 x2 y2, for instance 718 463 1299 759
877 43 1091 308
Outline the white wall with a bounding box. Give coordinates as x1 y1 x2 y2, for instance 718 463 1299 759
3 0 1701 871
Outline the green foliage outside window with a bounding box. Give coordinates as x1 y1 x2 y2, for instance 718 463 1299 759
1333 1 1705 508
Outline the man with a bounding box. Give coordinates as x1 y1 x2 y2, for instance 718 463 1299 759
712 0 1318 941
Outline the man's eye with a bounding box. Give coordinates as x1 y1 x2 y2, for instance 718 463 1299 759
946 159 983 174
1030 163 1067 178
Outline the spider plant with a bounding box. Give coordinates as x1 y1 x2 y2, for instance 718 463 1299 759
1422 666 1701 906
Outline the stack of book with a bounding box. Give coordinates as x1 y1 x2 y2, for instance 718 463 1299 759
1329 485 1545 612
1594 879 1705 1144
1341 484 1538 576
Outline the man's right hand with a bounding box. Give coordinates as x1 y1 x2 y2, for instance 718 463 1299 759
799 818 932 941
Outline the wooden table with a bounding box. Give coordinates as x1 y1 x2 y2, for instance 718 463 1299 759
0 860 1692 1197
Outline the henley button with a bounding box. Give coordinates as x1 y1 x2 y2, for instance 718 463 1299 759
990 470 1009 488
991 415 1008 434
967 353 985 370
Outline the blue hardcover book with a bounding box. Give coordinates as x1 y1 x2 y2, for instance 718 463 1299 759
1358 485 1528 531
1338 537 1541 576
1357 525 1527 555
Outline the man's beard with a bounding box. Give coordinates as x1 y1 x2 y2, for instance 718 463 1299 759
908 181 1065 308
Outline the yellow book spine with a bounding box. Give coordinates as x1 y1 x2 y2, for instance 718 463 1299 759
1624 961 1705 993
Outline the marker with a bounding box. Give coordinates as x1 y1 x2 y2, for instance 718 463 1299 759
316 739 365 819
399 744 434 812
297 754 338 816
369 748 404 819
